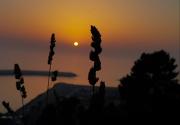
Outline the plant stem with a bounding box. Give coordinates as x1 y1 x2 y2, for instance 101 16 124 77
22 97 25 125
92 85 95 96
46 64 52 105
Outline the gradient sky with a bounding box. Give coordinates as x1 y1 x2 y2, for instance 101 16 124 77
0 0 179 85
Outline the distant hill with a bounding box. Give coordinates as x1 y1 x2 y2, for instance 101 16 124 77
13 83 120 125
16 82 119 113
0 70 77 77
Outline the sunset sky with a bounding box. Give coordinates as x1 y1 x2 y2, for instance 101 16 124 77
0 0 179 86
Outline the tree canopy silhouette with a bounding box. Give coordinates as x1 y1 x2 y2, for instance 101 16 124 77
119 50 180 116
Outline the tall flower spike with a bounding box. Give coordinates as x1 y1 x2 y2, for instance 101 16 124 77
46 33 56 105
88 67 99 85
48 33 56 65
14 64 27 98
88 25 102 95
13 64 26 120
14 64 22 79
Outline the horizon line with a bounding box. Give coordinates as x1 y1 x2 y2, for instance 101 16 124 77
0 69 77 77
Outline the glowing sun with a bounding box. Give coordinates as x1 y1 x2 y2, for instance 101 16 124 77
74 42 79 46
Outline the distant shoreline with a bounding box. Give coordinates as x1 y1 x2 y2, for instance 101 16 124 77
0 69 77 77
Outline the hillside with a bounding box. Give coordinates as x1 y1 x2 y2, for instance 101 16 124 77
16 83 119 113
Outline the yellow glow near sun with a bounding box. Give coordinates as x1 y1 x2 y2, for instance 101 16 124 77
74 42 79 46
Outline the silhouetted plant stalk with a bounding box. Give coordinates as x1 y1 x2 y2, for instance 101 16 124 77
51 70 58 96
2 101 17 123
51 70 60 103
47 33 56 104
99 81 105 96
14 64 27 119
2 101 14 115
51 70 58 82
88 25 102 95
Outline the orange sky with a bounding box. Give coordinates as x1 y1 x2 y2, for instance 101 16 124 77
0 0 179 46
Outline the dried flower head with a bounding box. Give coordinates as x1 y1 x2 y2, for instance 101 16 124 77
48 33 56 65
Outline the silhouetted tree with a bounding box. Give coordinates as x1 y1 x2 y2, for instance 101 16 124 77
46 33 56 104
119 50 179 121
88 25 102 95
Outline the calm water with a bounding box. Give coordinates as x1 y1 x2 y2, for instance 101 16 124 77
0 53 134 113
0 76 81 113
0 55 133 112
0 51 179 113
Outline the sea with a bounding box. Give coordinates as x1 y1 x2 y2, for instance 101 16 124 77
1 50 178 113
0 53 134 113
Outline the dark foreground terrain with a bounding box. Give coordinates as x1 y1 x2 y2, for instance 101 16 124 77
1 82 180 125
